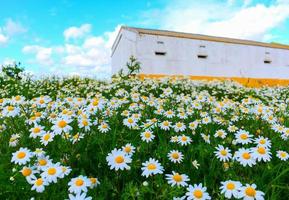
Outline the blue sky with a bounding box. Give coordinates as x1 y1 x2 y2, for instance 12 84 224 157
0 0 289 78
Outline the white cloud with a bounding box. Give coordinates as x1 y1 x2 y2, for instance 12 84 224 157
22 45 53 65
141 0 289 41
3 19 26 36
63 24 92 40
0 19 26 46
0 33 8 45
22 24 121 78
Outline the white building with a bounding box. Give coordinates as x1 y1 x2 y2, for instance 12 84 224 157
111 26 289 86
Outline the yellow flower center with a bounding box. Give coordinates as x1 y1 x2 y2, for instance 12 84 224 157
280 152 287 158
259 139 266 144
22 168 32 177
240 134 248 140
115 156 124 164
39 159 47 166
82 120 88 126
58 120 67 128
172 173 182 182
35 178 43 186
181 136 187 142
43 134 50 141
193 190 203 198
35 112 41 117
102 124 108 129
245 187 256 197
144 132 151 138
163 121 169 126
17 152 26 159
7 106 15 111
177 123 182 128
39 99 45 104
257 147 266 154
127 118 134 124
124 146 131 153
242 152 251 160
90 178 97 184
220 150 227 156
147 163 157 170
47 168 56 175
75 179 84 186
33 127 41 134
171 152 179 159
226 182 235 190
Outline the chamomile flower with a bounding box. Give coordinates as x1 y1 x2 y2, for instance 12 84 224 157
185 183 211 200
214 129 227 139
41 163 62 183
174 122 186 132
251 146 271 162
254 136 271 148
166 171 190 187
40 132 54 146
29 125 46 138
239 184 265 200
68 193 92 200
214 145 232 162
141 130 155 142
106 148 132 171
98 122 110 133
160 120 171 131
123 117 137 128
141 158 164 178
178 135 192 146
31 177 48 193
168 150 184 163
9 133 20 147
11 147 33 165
68 175 91 194
122 143 135 156
52 117 72 135
220 180 242 199
235 148 256 167
89 177 100 188
235 130 253 144
276 150 289 161
20 166 38 183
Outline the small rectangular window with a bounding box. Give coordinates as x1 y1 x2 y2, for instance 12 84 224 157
264 60 272 64
155 52 166 56
157 41 164 44
197 55 208 59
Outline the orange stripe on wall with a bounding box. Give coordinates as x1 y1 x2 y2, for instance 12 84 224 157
138 74 289 87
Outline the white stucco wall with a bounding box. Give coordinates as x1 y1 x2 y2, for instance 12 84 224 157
112 29 289 79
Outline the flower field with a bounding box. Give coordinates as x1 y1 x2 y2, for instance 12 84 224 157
0 70 289 199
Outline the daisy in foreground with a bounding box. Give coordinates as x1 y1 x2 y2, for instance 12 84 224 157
106 148 132 170
214 145 232 162
168 150 184 163
185 183 211 200
141 158 164 177
239 184 265 200
68 175 91 194
220 180 242 199
166 171 190 187
68 193 92 200
11 147 33 165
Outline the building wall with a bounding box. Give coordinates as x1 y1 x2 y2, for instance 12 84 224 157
112 30 289 79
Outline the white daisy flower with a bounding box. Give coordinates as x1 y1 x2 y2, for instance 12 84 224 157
41 163 63 183
238 183 265 200
178 135 192 146
122 143 135 156
185 183 211 200
166 171 190 187
141 130 155 143
68 175 91 194
276 150 289 161
251 146 271 162
168 150 184 163
141 158 164 178
214 145 232 162
31 177 48 193
220 180 242 199
106 148 132 171
51 117 72 135
68 193 92 200
235 130 253 145
11 147 33 165
234 148 256 167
